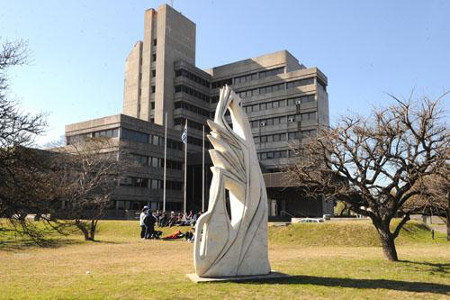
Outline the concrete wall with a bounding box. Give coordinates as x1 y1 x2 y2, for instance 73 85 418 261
122 42 142 118
154 4 196 126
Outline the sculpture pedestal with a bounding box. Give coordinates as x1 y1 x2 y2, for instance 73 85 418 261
186 271 290 283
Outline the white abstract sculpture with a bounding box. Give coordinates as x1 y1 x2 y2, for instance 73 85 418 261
193 86 271 278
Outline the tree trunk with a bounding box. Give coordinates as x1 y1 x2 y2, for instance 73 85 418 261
379 230 398 261
75 220 93 241
447 192 450 242
88 219 97 241
446 207 449 242
371 217 399 261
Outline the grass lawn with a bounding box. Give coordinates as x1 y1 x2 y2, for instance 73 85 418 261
1 220 449 299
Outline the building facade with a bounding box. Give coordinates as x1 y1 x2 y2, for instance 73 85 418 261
65 4 331 218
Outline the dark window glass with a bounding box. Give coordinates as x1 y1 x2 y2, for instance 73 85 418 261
259 67 284 79
287 78 314 89
121 128 149 143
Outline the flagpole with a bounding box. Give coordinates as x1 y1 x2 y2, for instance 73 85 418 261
163 112 167 213
183 119 188 214
202 125 205 212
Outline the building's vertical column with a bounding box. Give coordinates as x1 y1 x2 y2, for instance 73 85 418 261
154 4 196 127
122 42 143 118
140 9 156 122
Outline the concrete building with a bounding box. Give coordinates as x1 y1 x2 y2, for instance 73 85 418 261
65 4 332 218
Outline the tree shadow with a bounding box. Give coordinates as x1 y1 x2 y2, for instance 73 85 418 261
0 237 122 251
0 238 83 252
242 275 450 295
400 260 450 274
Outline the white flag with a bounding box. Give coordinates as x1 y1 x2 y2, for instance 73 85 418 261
181 121 187 144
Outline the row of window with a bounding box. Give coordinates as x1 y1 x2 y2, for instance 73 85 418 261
259 83 285 95
121 128 183 151
249 112 316 128
237 88 257 98
286 78 315 89
120 177 183 190
66 128 119 145
175 69 210 88
250 116 287 128
174 118 202 131
213 67 285 89
287 129 317 140
129 153 183 170
175 85 210 103
211 78 232 89
258 150 288 160
236 77 315 99
174 101 212 118
258 67 285 79
92 128 119 138
255 133 287 144
174 118 212 148
243 95 315 114
234 72 258 84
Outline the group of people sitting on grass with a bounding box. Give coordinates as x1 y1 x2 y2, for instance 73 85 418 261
156 210 202 227
139 206 201 241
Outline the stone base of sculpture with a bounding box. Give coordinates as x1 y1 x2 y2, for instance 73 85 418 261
186 271 290 283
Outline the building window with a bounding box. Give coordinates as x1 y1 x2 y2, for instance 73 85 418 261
174 85 210 103
175 69 210 88
121 128 149 143
287 95 315 106
286 78 314 89
153 39 157 46
130 153 148 165
259 67 284 79
234 72 257 84
237 88 257 98
151 70 156 77
301 112 316 120
211 78 232 89
91 128 119 138
120 177 149 188
259 83 285 95
151 86 155 93
152 54 156 62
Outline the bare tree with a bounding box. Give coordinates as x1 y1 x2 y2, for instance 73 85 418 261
52 137 121 241
287 94 449 261
0 39 54 242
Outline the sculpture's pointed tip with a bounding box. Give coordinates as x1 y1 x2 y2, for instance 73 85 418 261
207 119 215 129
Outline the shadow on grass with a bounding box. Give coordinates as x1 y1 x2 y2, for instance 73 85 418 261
242 275 450 295
0 238 83 252
0 237 122 251
401 260 450 274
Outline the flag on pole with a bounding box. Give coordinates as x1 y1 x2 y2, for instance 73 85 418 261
181 120 187 144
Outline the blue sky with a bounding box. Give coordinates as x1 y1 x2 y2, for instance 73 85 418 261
1 0 449 145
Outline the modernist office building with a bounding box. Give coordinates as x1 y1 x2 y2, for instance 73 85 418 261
65 4 332 218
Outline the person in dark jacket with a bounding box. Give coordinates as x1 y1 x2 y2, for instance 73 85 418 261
144 211 157 239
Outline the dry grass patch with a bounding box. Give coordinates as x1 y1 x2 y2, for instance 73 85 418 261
1 220 449 299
